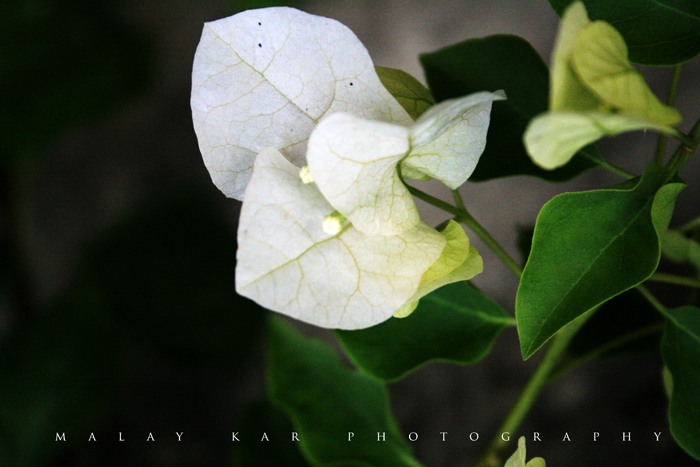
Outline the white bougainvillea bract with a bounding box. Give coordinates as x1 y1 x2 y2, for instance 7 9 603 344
191 7 497 329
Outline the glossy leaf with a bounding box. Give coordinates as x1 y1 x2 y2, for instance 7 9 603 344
420 34 599 182
517 164 684 358
267 316 422 467
660 306 700 461
336 282 514 381
376 66 434 120
548 0 700 65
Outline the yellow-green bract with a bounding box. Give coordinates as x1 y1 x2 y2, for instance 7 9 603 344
524 1 681 170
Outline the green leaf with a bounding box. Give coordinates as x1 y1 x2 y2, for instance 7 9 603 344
336 282 514 381
376 66 435 120
232 400 311 467
547 0 700 65
267 317 422 467
567 289 663 359
661 230 700 270
420 34 599 182
660 306 700 461
516 164 684 358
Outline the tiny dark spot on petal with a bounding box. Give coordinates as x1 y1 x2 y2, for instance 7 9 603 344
258 43 262 48
258 22 262 26
349 82 353 86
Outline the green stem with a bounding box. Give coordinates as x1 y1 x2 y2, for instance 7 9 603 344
548 321 665 383
656 65 683 165
474 310 593 467
667 116 700 174
406 184 523 278
648 272 700 289
592 156 636 179
636 285 668 314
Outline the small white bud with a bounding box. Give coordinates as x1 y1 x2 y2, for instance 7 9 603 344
322 211 346 235
299 165 314 184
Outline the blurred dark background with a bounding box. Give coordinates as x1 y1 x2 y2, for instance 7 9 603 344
1 0 699 466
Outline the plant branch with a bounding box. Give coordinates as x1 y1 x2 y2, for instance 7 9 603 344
473 310 594 467
547 321 665 383
648 272 700 289
656 65 683 165
636 285 668 314
667 116 700 174
405 183 523 279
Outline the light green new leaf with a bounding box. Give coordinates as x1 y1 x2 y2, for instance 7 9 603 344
404 91 505 189
376 66 435 120
191 7 412 200
336 281 513 381
394 220 482 318
548 0 700 66
505 437 547 467
661 230 700 270
306 113 417 236
571 21 681 125
517 164 684 358
660 306 700 461
525 111 677 170
236 147 445 330
549 1 598 112
267 317 422 467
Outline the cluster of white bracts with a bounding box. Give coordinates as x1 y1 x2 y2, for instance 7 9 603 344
191 7 500 329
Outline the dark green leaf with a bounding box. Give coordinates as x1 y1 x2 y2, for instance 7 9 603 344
232 399 311 467
267 317 422 467
660 306 700 460
548 0 700 65
0 288 121 467
336 282 513 381
516 164 684 358
420 34 599 182
81 189 266 364
376 66 435 120
567 289 663 359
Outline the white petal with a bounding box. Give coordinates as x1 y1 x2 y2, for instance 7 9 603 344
191 7 412 200
524 111 677 170
404 91 505 189
307 113 417 236
236 147 445 330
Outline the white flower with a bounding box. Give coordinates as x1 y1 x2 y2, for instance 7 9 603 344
191 7 492 329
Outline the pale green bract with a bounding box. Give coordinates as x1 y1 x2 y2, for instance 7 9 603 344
525 1 681 170
393 220 483 318
504 437 546 467
192 7 491 329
